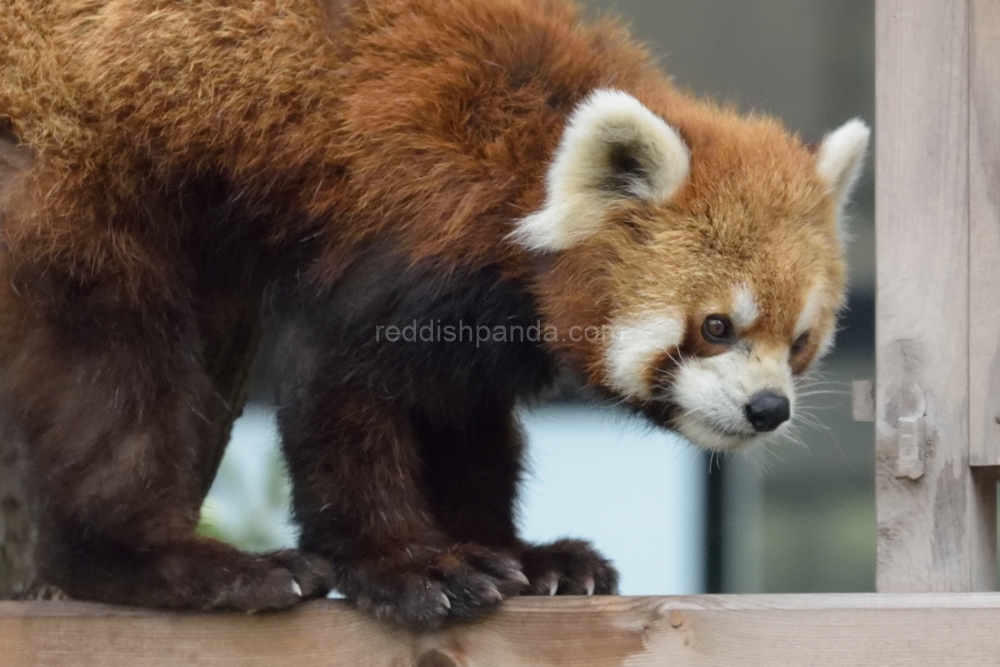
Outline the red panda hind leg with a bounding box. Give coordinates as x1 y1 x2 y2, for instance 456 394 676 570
3 271 332 611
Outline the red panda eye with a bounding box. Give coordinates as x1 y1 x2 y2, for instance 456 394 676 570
791 331 810 355
701 315 734 344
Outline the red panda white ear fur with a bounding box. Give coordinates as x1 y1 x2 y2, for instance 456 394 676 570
512 89 690 251
816 119 870 210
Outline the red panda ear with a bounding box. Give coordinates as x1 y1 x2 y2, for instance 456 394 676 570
816 119 870 210
510 90 690 252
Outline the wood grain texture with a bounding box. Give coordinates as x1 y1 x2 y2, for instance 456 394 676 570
5 597 1000 666
969 0 1000 466
875 0 996 591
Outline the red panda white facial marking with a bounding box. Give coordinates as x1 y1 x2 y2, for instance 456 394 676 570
730 283 761 331
604 310 685 400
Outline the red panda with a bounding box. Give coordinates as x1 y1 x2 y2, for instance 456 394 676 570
0 0 869 627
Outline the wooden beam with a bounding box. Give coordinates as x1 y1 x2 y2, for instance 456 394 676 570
875 0 996 591
4 597 1000 666
969 0 1000 466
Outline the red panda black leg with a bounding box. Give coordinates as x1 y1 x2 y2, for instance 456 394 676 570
7 283 330 610
415 403 524 548
414 405 620 597
277 391 529 628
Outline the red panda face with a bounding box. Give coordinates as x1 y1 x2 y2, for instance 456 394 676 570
514 90 869 452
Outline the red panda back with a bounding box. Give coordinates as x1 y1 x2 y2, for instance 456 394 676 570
0 0 676 293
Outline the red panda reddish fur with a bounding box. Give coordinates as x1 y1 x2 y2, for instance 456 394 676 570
0 0 862 626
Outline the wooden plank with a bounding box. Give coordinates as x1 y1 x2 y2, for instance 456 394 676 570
875 0 997 591
5 597 1000 666
969 0 1000 466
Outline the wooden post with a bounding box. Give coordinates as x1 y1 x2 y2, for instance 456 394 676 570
969 0 1000 467
875 0 997 592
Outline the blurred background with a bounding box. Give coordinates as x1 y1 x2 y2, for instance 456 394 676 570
203 0 876 595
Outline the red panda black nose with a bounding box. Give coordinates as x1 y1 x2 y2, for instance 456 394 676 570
744 391 791 432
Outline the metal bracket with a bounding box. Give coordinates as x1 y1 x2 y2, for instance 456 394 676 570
853 379 926 479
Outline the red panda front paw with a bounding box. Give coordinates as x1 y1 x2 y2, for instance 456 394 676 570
338 543 529 628
201 549 334 611
52 539 336 612
264 549 338 600
164 544 336 611
518 539 619 596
